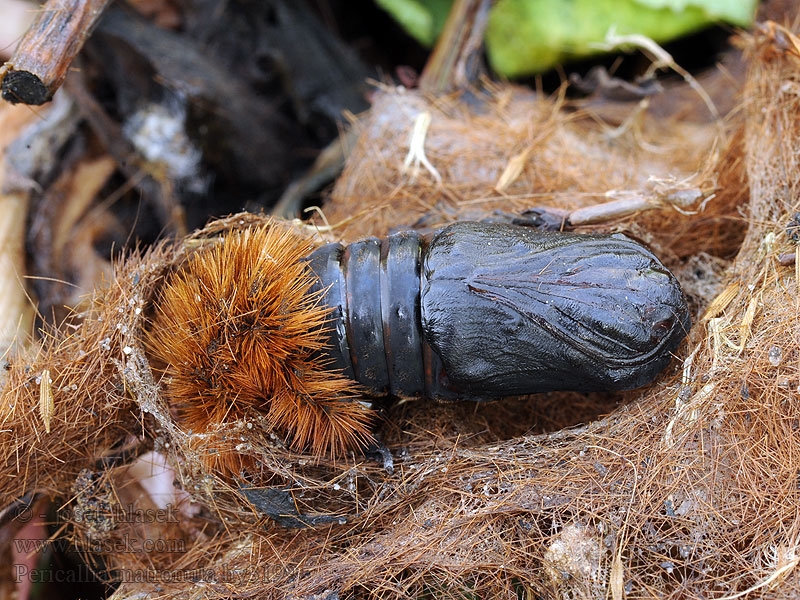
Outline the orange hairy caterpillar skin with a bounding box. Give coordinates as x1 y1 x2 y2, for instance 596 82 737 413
147 223 373 474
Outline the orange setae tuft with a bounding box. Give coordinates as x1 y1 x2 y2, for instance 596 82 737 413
147 223 373 474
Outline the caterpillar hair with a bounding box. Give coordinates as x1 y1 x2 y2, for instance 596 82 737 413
146 223 374 475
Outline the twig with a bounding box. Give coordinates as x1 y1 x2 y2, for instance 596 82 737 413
567 188 704 226
1 0 111 105
418 0 492 95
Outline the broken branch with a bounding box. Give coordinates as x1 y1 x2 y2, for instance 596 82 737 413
1 0 110 105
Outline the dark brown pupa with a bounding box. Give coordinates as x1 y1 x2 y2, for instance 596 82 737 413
308 222 691 400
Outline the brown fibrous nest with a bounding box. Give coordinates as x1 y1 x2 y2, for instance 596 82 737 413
2 25 800 600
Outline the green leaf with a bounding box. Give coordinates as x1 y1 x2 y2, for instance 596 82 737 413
373 0 757 77
633 0 756 26
486 0 757 77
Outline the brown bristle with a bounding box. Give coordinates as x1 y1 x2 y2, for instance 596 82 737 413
146 223 373 474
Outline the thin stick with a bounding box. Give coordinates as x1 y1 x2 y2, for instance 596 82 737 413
1 0 110 105
567 188 704 226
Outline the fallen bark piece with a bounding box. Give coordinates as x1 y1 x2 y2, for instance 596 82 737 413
1 0 110 104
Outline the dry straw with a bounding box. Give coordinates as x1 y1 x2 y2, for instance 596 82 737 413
2 24 800 600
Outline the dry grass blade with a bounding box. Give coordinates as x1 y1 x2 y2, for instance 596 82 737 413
38 368 52 434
